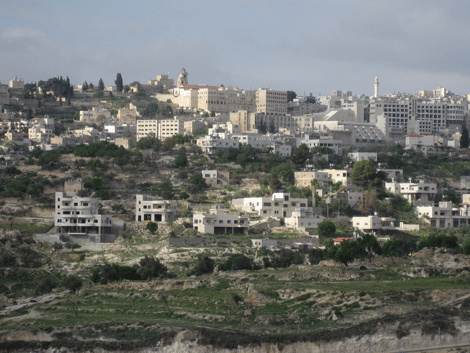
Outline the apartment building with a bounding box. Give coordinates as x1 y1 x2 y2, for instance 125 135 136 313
298 135 344 154
197 135 239 155
416 201 470 228
158 119 184 140
351 215 395 234
294 170 329 188
28 125 53 143
320 169 351 186
284 208 324 229
135 195 177 222
385 180 437 206
256 88 287 115
193 205 250 235
54 188 113 243
232 192 308 220
136 119 158 141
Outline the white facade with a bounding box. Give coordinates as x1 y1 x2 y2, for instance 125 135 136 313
193 205 249 235
284 208 324 229
385 180 437 206
232 192 308 220
158 119 184 140
197 135 239 155
416 202 470 228
135 195 177 222
55 192 113 242
351 215 395 234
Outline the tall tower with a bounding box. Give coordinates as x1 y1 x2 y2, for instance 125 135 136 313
177 68 188 87
374 76 379 98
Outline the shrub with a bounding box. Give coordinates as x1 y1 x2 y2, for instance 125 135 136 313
146 222 158 234
63 275 83 293
190 255 215 276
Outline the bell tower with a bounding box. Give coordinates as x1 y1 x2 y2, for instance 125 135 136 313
177 68 188 87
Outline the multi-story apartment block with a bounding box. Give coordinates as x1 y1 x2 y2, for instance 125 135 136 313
351 214 395 234
416 201 470 228
369 91 467 135
256 88 287 115
136 119 158 141
135 195 177 222
158 119 184 140
55 182 113 243
385 180 437 206
202 169 230 186
193 205 250 235
231 192 308 219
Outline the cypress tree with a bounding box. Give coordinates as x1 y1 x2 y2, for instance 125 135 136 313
98 78 105 91
115 73 123 93
461 126 469 148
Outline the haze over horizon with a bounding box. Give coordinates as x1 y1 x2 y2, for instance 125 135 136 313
2 0 470 97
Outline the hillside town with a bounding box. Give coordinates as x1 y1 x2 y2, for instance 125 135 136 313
2 70 470 243
2 70 470 352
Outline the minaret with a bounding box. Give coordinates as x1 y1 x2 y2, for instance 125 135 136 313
374 76 379 98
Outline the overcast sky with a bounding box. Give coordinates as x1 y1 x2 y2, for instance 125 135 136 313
2 1 470 97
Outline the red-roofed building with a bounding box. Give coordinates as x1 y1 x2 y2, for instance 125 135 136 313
333 237 350 245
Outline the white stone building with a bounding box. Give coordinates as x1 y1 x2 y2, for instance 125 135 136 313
351 215 395 234
193 205 250 235
385 180 437 206
232 192 308 220
284 208 324 230
135 195 177 222
416 201 470 228
55 183 113 243
197 135 239 155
